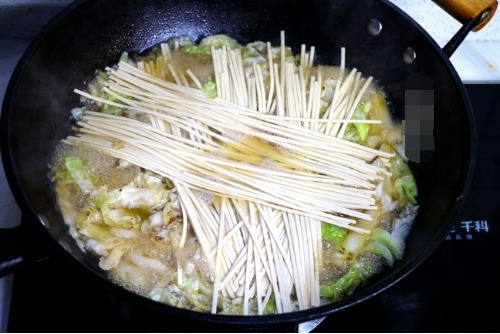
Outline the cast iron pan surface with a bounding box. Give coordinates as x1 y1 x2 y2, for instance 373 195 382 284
1 0 475 327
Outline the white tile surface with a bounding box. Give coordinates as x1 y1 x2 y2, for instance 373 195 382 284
389 0 500 83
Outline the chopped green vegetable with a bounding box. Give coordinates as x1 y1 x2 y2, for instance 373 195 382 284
101 93 127 115
182 45 212 55
202 79 217 99
320 259 376 300
364 241 395 267
390 154 418 203
96 71 109 84
343 124 361 143
241 46 258 59
264 294 277 315
352 109 370 142
390 154 410 177
366 227 406 267
395 174 418 204
199 34 241 49
183 34 240 54
370 229 404 258
54 169 74 184
354 122 370 141
321 223 348 242
88 186 109 209
63 156 95 193
321 224 408 300
162 177 174 189
342 102 373 143
101 102 122 115
88 70 128 114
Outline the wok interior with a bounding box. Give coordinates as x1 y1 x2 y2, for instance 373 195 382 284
3 0 473 322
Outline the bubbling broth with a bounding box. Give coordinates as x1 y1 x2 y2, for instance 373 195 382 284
50 32 418 315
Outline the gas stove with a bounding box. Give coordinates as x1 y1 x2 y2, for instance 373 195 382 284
1 1 499 332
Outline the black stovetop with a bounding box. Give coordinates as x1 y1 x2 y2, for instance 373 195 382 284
7 84 500 332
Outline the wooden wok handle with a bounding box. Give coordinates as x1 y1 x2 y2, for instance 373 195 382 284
432 0 498 31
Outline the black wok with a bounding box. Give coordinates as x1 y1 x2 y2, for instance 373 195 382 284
0 0 493 329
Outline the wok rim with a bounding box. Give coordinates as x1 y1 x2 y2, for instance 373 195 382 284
0 0 477 326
